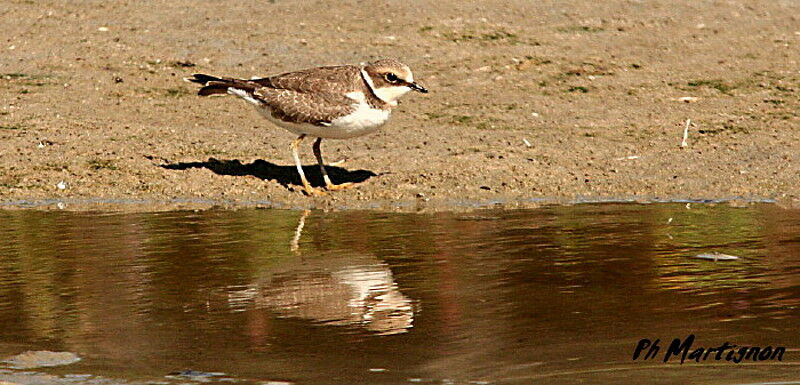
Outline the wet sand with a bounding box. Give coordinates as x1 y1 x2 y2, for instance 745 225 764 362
2 0 800 211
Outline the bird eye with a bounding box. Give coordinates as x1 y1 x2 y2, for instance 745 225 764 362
385 73 399 82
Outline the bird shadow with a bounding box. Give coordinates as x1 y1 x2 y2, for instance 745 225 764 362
159 157 378 190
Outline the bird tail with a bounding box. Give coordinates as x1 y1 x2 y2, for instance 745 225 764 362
184 74 257 96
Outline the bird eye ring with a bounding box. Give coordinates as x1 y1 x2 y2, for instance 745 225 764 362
385 73 399 82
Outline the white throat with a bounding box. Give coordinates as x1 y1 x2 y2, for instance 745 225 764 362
360 68 409 107
374 86 410 107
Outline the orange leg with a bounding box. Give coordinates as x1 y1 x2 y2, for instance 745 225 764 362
291 135 325 196
313 138 356 191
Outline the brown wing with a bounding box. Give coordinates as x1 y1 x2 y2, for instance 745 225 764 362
252 65 362 95
253 87 357 126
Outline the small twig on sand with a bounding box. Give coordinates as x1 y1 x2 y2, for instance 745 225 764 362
680 119 691 148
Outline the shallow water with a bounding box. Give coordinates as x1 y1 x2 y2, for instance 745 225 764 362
0 203 798 385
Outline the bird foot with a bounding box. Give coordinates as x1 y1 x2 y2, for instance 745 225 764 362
325 182 357 191
301 185 328 196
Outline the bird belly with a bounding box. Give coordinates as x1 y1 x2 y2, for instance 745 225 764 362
255 102 391 139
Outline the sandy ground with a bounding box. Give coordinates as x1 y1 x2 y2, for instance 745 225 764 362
2 0 800 211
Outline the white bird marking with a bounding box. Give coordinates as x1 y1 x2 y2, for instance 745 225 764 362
373 86 411 106
227 88 261 106
345 91 366 102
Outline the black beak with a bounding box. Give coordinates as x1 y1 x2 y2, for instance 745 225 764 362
408 82 429 93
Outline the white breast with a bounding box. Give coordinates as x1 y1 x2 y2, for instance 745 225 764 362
328 100 391 137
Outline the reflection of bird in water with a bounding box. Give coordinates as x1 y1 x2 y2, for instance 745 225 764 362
289 209 310 254
228 259 413 335
229 212 412 335
335 265 414 334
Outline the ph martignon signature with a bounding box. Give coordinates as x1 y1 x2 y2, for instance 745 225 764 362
633 334 785 364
